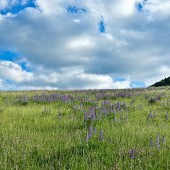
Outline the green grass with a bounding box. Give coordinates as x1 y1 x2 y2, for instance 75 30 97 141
0 87 170 169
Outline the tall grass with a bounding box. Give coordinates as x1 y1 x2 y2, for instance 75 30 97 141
0 87 169 169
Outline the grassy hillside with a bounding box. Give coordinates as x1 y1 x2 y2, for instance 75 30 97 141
151 77 170 87
0 87 170 169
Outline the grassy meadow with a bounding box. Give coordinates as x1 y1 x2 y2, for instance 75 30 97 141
0 87 170 169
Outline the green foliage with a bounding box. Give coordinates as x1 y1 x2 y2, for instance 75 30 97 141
0 87 170 169
151 76 170 87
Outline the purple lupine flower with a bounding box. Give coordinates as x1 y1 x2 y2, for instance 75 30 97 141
122 102 126 109
101 106 107 117
21 95 29 104
94 127 97 134
126 114 128 122
156 133 160 149
117 102 121 112
99 129 104 142
42 107 47 114
147 110 153 120
148 98 157 104
165 112 169 121
150 137 154 147
86 126 93 142
109 104 113 113
105 108 109 117
130 99 135 106
120 115 123 122
162 136 165 144
58 111 62 119
84 111 89 122
129 149 136 159
113 115 116 123
153 112 157 118
157 94 162 100
138 105 142 109
100 109 103 118
80 103 83 111
110 105 115 114
90 107 97 121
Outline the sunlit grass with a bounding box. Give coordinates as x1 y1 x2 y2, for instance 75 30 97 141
0 87 169 169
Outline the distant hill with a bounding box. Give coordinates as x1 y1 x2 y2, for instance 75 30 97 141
151 77 170 87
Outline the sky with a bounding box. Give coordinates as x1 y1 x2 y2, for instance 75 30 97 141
0 0 170 90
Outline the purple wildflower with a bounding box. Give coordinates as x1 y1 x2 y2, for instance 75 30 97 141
150 137 154 147
86 126 93 142
165 112 169 121
114 115 116 123
162 136 165 144
129 149 136 159
94 127 97 134
126 114 128 122
99 129 104 142
156 133 160 149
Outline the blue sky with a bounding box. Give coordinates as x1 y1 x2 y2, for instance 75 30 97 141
0 0 170 90
0 50 32 72
0 50 19 61
0 0 36 15
98 18 106 33
67 6 86 14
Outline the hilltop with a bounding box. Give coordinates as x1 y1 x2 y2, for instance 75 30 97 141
151 76 170 87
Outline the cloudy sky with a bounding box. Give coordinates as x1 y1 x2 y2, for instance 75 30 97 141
0 0 170 90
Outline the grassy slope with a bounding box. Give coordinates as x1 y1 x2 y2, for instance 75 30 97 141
0 87 170 170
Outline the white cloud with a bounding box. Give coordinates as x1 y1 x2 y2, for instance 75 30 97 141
0 0 24 10
144 0 170 17
21 0 29 6
112 0 136 17
0 60 131 89
57 69 130 89
0 0 8 10
0 79 5 89
35 0 66 15
67 36 96 49
0 61 33 82
73 19 80 23
0 0 170 89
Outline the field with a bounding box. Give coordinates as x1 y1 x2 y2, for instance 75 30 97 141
0 87 170 169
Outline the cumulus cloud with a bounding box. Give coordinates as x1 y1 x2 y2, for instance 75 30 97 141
144 0 170 17
0 61 33 82
0 79 5 89
0 0 28 10
0 0 170 90
0 61 131 90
